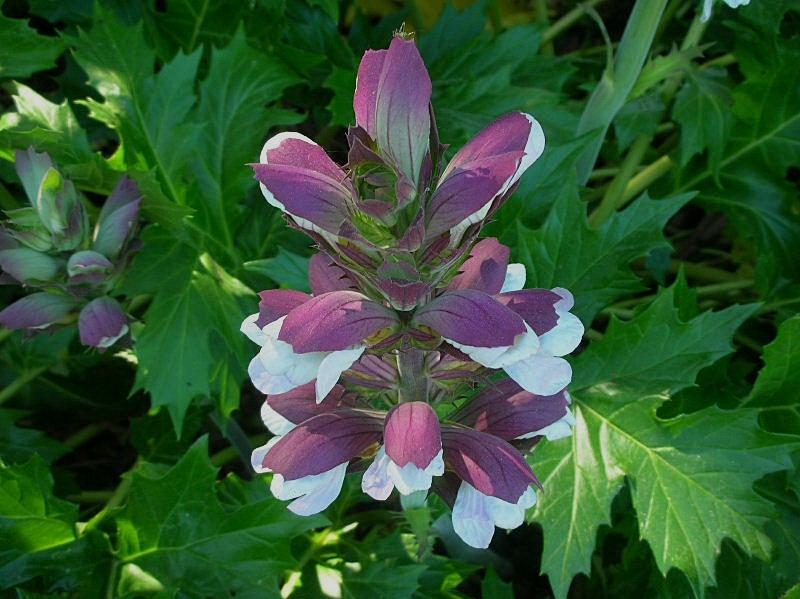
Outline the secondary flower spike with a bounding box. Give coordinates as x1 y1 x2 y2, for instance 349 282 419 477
245 34 584 549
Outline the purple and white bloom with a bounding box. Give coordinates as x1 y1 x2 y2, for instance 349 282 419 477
701 0 751 22
426 112 545 242
242 289 399 403
362 401 444 499
245 34 582 549
0 292 77 330
92 176 141 259
252 408 383 516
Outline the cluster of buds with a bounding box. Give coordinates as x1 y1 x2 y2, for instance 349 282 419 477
0 149 140 349
243 35 584 548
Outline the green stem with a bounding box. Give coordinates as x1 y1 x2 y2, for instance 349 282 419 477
84 467 135 532
68 490 115 503
590 134 650 226
396 348 427 403
0 365 48 405
210 411 254 469
63 423 105 451
541 0 606 44
621 155 673 204
695 279 753 296
671 261 739 283
536 0 554 55
575 0 669 183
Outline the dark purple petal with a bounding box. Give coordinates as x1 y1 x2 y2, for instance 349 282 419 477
266 381 351 425
0 248 60 283
67 250 113 284
256 289 310 328
441 426 538 503
253 163 350 235
452 379 569 440
495 289 560 335
355 37 432 185
261 409 383 479
93 177 141 259
78 297 128 348
426 112 544 237
384 401 441 468
412 290 525 347
354 50 387 139
279 290 399 353
448 238 510 294
309 253 355 295
426 156 519 237
0 292 76 330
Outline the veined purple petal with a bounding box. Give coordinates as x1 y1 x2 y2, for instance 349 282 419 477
279 290 399 353
67 250 113 284
309 253 355 295
412 290 526 347
354 51 387 139
261 410 383 480
0 248 60 283
495 289 561 335
453 379 569 441
253 132 351 237
93 177 141 259
256 289 310 328
341 354 398 389
355 37 432 185
264 381 351 426
78 297 128 348
441 426 538 503
384 401 441 469
427 113 545 237
448 238 510 294
0 292 76 330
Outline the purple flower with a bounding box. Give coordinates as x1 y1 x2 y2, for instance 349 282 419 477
244 35 583 549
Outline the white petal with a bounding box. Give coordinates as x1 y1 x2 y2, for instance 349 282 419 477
386 448 444 495
241 313 267 346
315 346 366 403
724 0 750 7
501 263 526 292
250 436 282 474
504 354 572 396
249 329 326 395
551 287 574 311
444 324 539 369
281 463 348 516
260 401 296 436
449 199 493 244
519 408 576 441
701 0 713 21
362 446 394 500
452 482 496 549
538 311 584 357
485 496 526 530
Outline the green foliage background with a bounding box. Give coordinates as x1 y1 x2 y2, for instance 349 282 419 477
1 0 799 597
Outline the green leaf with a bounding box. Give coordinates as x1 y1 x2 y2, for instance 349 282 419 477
340 561 426 598
517 182 692 324
324 66 357 127
481 566 515 599
672 68 733 172
673 19 800 288
142 0 246 59
244 248 311 292
0 409 64 465
73 6 201 204
115 437 324 597
743 315 800 434
532 389 797 597
0 455 111 593
571 283 758 392
0 13 63 79
614 93 665 151
191 27 301 252
0 83 117 193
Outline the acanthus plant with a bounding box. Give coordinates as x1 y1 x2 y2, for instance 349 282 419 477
0 149 140 349
243 34 584 549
